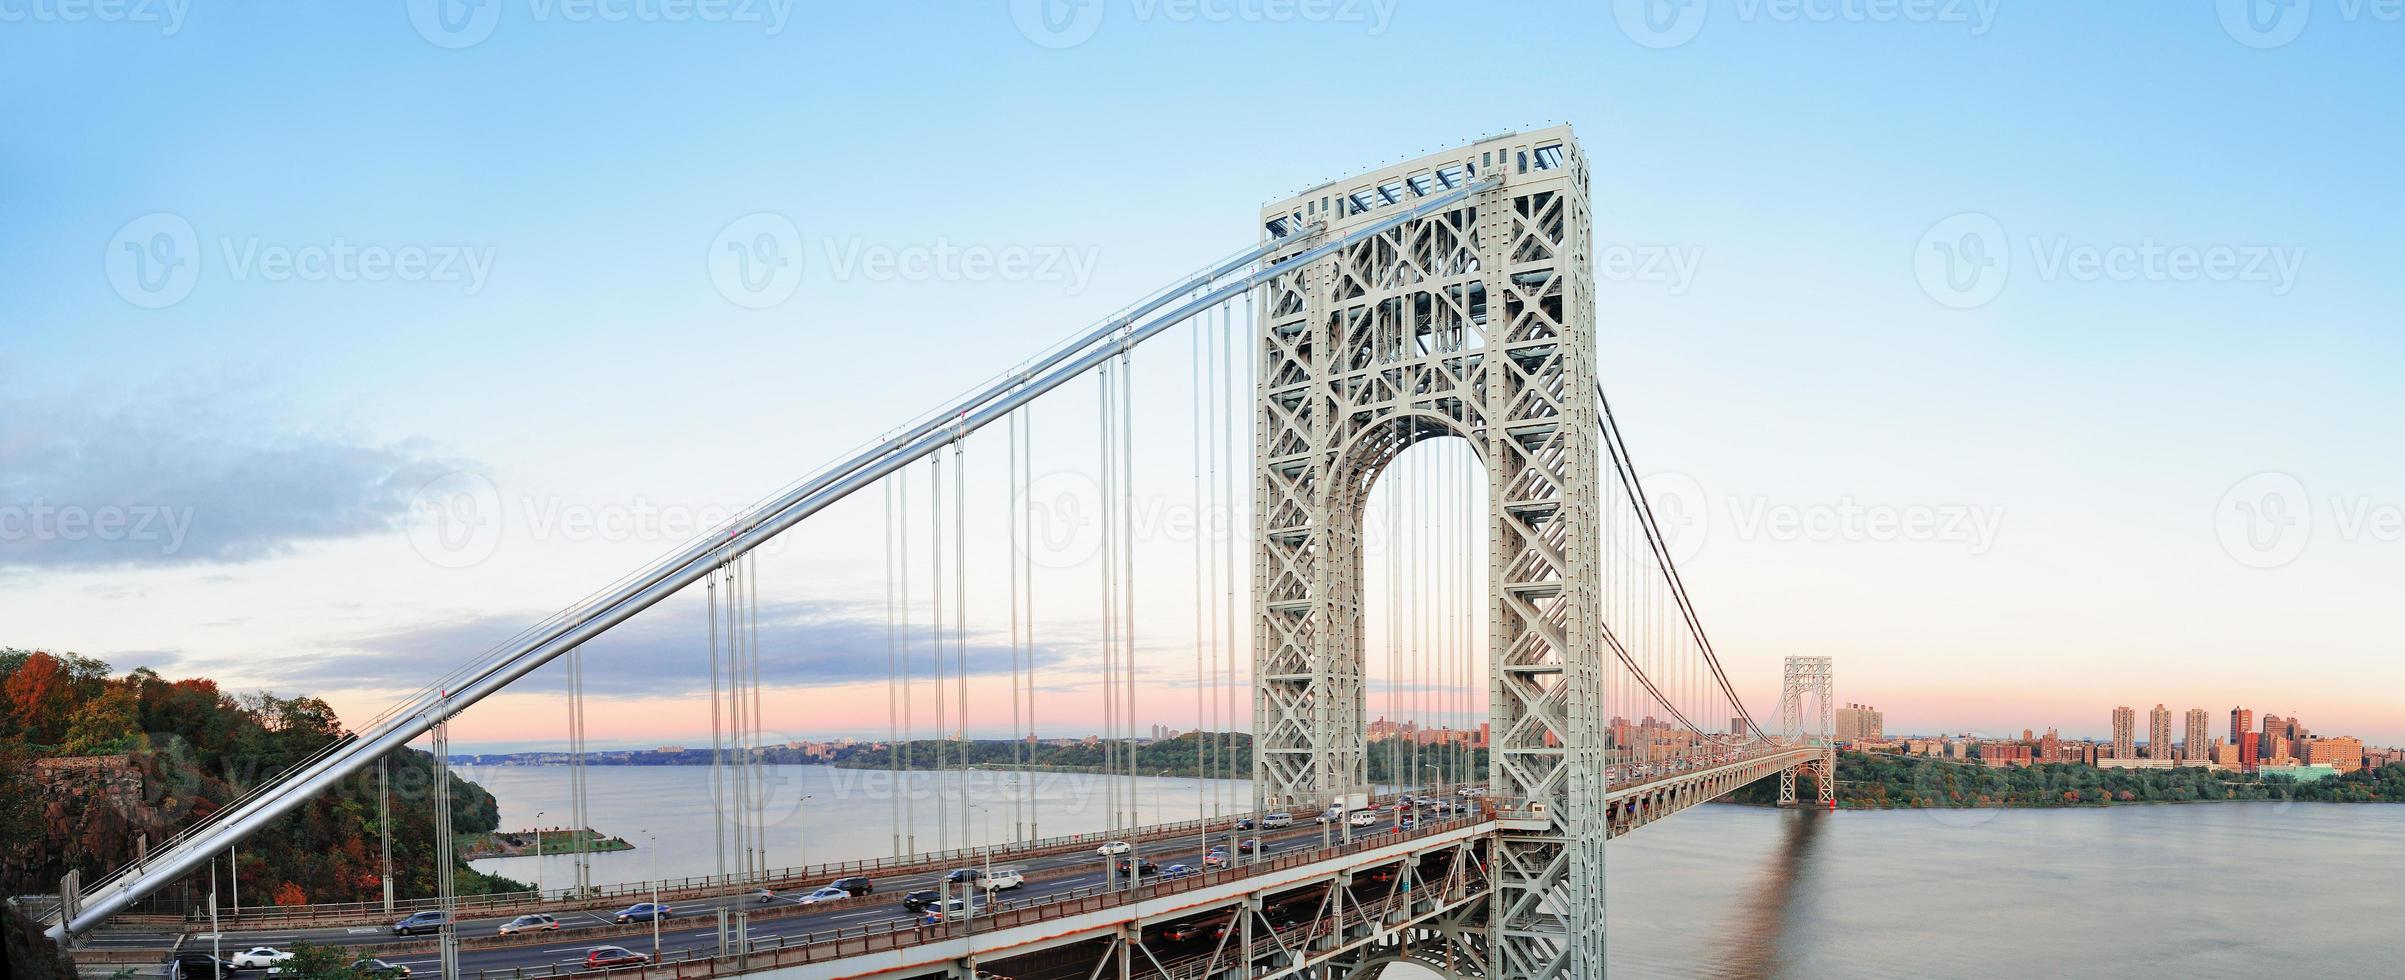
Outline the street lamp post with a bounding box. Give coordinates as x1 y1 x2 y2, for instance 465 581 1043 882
641 829 661 965
533 811 546 900
796 795 814 874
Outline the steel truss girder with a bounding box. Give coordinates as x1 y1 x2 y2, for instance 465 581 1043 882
1251 127 1600 980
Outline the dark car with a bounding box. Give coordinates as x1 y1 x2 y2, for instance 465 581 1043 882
830 875 874 896
171 953 234 980
392 910 446 936
901 889 942 912
1234 817 1255 831
583 946 648 969
1157 863 1198 879
1162 916 1228 942
941 868 983 885
611 902 671 923
351 959 412 979
1114 857 1157 877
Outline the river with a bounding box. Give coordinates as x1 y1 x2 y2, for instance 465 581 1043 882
464 765 2403 977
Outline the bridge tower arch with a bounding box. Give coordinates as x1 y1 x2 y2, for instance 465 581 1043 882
1251 127 1606 980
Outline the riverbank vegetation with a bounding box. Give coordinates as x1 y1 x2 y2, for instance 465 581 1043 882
0 648 528 909
1728 751 2405 808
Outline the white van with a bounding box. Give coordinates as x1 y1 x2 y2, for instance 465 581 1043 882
980 867 1025 891
1260 811 1294 829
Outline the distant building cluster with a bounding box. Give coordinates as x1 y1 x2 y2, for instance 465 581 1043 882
1368 716 1490 749
1836 703 1883 742
1856 703 2398 779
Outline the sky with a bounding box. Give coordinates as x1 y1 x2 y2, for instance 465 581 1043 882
2 1 2401 752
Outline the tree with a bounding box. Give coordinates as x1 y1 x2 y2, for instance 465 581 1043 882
278 942 366 980
4 653 76 743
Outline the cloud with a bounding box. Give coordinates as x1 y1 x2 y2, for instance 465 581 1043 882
258 596 1074 699
0 388 464 569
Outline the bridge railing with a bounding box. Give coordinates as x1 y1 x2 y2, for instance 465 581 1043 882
472 815 1491 980
184 808 1262 927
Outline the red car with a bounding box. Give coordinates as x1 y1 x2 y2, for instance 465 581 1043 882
584 947 648 969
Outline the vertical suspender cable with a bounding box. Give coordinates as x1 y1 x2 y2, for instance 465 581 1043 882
1228 288 1244 817
1192 314 1207 830
1099 359 1119 859
1009 410 1025 842
929 455 949 854
898 470 916 855
707 564 726 949
885 476 902 859
1023 408 1039 842
952 436 967 848
1119 333 1139 829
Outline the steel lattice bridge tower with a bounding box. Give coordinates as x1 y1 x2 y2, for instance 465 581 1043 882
43 129 1834 980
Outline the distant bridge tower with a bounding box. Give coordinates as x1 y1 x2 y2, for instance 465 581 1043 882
1778 656 1835 807
1251 126 1604 980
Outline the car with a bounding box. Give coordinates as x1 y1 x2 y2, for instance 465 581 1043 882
1097 840 1133 856
1398 815 1417 830
943 868 982 885
1259 812 1294 829
1347 810 1378 827
172 953 234 980
1239 837 1264 853
830 875 875 895
1157 863 1197 879
1161 916 1228 942
901 889 943 912
350 959 411 979
1202 849 1229 868
1314 807 1341 824
392 910 446 936
980 867 1026 890
498 913 558 936
798 886 852 905
920 897 980 924
1114 857 1158 877
583 946 648 969
611 902 671 923
229 947 292 969
1234 817 1255 831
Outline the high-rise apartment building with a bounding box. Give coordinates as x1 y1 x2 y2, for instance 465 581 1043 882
2184 708 2211 762
2149 704 2173 760
1835 703 1884 742
2232 707 2258 771
2303 736 2364 773
2112 706 2137 760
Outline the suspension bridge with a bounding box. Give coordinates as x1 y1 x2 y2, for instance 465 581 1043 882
41 127 1836 980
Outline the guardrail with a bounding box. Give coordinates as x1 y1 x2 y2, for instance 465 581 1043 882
191 809 1265 929
424 815 1489 980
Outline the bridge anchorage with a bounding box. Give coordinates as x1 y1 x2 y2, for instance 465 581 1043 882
43 128 1831 980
